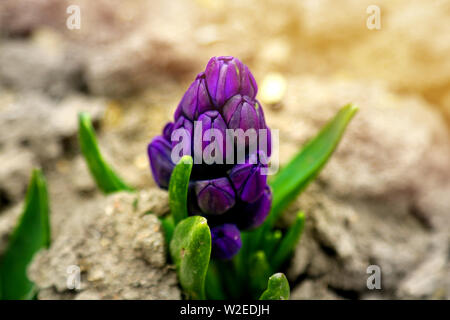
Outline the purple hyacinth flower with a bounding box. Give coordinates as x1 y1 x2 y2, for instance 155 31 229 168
147 136 174 189
174 72 213 120
195 177 236 215
148 56 273 259
228 152 268 203
196 110 228 163
205 56 257 107
211 224 242 260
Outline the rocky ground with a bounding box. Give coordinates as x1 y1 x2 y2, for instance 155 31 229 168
0 0 449 299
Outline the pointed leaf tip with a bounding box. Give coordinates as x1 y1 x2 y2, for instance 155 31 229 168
0 169 51 300
78 112 133 194
268 103 358 225
259 273 290 300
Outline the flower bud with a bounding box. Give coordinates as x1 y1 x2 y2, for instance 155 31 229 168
195 177 236 215
241 186 272 229
229 152 268 203
205 56 257 107
211 224 242 260
147 136 174 189
222 95 267 132
175 72 213 120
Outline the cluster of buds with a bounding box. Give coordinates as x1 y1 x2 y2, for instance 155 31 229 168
148 56 272 259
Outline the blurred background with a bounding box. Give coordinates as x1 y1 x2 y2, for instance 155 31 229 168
0 0 449 299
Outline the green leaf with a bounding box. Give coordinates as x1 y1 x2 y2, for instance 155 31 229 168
268 104 358 226
259 273 290 300
264 229 282 259
159 215 175 246
205 261 227 300
169 156 193 225
0 169 51 300
249 251 272 298
78 112 133 194
215 260 243 299
271 212 305 271
170 216 211 300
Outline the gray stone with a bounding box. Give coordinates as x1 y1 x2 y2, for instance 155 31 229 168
28 190 180 300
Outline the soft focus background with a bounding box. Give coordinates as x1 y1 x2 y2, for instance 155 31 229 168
0 0 449 299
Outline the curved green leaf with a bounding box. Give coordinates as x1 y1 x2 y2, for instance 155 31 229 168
268 104 358 226
78 112 133 194
170 216 211 300
271 212 305 270
259 273 290 300
169 156 193 225
0 169 51 300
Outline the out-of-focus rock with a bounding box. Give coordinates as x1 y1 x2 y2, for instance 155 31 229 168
0 36 83 97
396 233 449 299
82 0 199 96
270 77 450 299
29 190 180 300
290 279 341 300
0 149 35 205
0 0 66 36
0 202 22 254
0 92 105 205
1 0 200 97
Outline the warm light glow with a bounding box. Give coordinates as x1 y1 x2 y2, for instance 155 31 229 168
260 73 287 105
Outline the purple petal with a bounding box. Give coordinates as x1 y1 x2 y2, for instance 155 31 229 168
222 94 242 124
211 224 242 260
147 136 174 189
205 57 220 103
229 152 268 203
195 177 236 215
162 122 174 141
176 72 213 120
239 64 258 99
242 186 272 229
